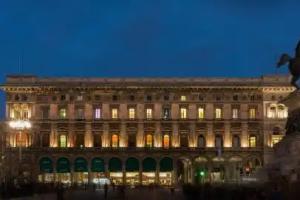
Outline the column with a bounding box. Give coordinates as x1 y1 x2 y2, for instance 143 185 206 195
206 122 214 147
224 122 231 147
155 122 161 147
50 123 57 147
172 123 179 147
103 123 109 147
189 123 196 147
85 123 93 147
137 123 144 147
241 122 248 147
120 122 127 147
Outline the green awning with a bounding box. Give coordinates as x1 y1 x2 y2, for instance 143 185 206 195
91 158 105 172
40 157 53 173
125 157 139 172
74 157 88 172
109 157 122 172
160 157 173 172
142 157 156 172
56 157 70 173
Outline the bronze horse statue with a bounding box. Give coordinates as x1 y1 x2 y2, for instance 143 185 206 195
277 41 300 89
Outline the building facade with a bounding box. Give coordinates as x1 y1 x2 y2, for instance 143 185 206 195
0 75 294 186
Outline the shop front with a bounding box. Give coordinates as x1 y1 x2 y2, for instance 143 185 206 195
142 157 156 185
56 157 71 186
109 157 123 185
91 157 109 186
159 157 173 186
73 157 88 186
125 157 139 185
38 157 54 183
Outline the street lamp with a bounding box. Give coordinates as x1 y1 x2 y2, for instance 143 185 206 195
8 119 31 171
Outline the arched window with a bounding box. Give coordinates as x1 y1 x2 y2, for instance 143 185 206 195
277 105 287 118
232 135 240 148
111 134 119 147
198 135 205 148
271 127 283 147
145 134 153 147
163 135 170 148
267 105 277 118
215 135 223 148
59 134 67 148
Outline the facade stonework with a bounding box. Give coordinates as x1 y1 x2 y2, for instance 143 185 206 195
0 75 294 185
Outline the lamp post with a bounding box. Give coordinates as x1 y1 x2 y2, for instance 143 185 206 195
8 120 31 176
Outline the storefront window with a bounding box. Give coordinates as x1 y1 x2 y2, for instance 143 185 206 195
111 134 119 147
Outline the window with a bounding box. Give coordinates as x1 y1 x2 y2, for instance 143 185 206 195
75 134 84 147
249 108 256 119
128 108 135 119
42 133 50 147
249 135 257 147
111 108 118 119
41 106 49 119
180 107 187 119
128 134 136 147
75 108 84 119
180 95 187 101
94 134 102 147
129 95 135 101
198 135 205 148
59 108 67 119
59 135 67 147
215 135 223 148
112 95 118 101
163 135 170 148
146 134 153 147
198 107 205 119
94 95 101 101
16 132 28 147
164 95 169 101
146 95 152 101
232 135 240 148
271 127 283 147
60 95 66 101
277 105 287 118
268 105 276 118
76 95 83 101
94 108 101 119
215 108 222 119
163 108 171 119
233 95 238 101
232 108 239 119
146 108 153 119
111 134 119 147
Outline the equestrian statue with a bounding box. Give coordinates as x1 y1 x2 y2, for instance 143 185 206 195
277 40 300 89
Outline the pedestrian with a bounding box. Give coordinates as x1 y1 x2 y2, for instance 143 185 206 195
104 182 108 199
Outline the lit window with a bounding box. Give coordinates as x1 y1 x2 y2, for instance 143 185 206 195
180 107 187 119
77 95 83 101
146 134 153 147
146 108 152 119
59 135 67 147
59 108 67 119
249 136 256 147
163 135 170 148
10 104 30 120
128 108 135 119
215 108 222 119
16 132 28 147
198 107 204 119
277 105 287 118
111 134 119 147
249 108 256 119
94 108 101 119
180 95 187 101
267 106 276 118
111 108 118 119
232 108 239 119
271 135 283 147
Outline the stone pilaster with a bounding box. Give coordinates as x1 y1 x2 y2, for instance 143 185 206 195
102 123 109 147
85 123 93 147
137 123 144 147
206 122 214 147
241 122 248 147
172 123 179 147
155 122 161 147
189 123 196 147
120 122 127 147
224 122 231 147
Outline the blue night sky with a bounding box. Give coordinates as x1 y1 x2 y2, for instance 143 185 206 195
0 0 300 117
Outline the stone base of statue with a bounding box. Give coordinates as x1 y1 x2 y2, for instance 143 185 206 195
267 91 300 182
